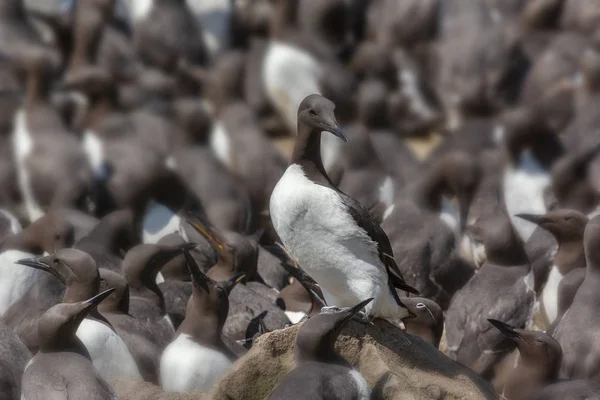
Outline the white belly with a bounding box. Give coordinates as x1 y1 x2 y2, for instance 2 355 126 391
142 200 181 244
209 121 232 169
285 310 307 324
12 109 43 223
0 209 22 235
82 130 105 177
542 266 563 323
160 334 232 393
270 164 397 318
127 0 154 21
378 176 395 210
0 250 41 315
77 318 142 381
187 0 231 55
504 152 550 242
263 41 322 131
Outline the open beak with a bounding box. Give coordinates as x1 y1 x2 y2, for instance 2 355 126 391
488 319 522 340
326 124 348 142
15 257 57 277
183 249 211 293
187 212 225 250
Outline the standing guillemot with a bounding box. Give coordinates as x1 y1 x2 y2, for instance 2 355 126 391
445 204 534 378
98 268 162 383
160 248 243 393
21 289 118 400
123 242 195 349
516 210 587 328
268 298 373 400
270 94 417 324
15 249 142 381
553 214 600 380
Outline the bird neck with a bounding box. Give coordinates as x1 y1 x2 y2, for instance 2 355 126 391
555 240 585 275
291 127 333 186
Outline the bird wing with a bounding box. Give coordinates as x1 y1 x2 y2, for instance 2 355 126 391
337 191 419 296
22 369 69 400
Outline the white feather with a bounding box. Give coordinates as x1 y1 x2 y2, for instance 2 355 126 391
399 69 435 120
270 164 405 321
348 369 371 400
542 266 563 324
12 109 43 223
160 334 232 393
439 197 460 237
77 319 142 381
142 201 181 244
82 130 105 177
209 121 232 169
187 0 231 55
285 310 307 324
127 0 154 21
504 151 550 242
0 250 40 316
156 272 165 284
321 133 344 173
378 177 395 209
263 41 322 131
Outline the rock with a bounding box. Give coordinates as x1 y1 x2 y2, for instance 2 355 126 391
110 379 205 400
208 318 499 400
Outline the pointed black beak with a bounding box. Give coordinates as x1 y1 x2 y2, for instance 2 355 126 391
515 213 546 226
488 319 522 340
15 257 57 277
183 249 211 293
79 288 116 318
186 212 226 251
221 273 245 295
337 298 374 327
397 297 418 319
326 124 348 142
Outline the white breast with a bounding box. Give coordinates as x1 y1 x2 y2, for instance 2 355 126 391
0 250 40 316
542 266 564 324
285 310 307 324
269 164 399 320
209 121 232 169
82 130 105 178
321 133 343 174
439 197 460 236
160 334 232 393
348 369 370 400
187 0 231 55
77 318 142 381
263 41 322 131
399 69 435 120
0 209 22 235
504 151 550 242
12 109 43 223
142 200 181 244
378 176 395 210
128 0 154 21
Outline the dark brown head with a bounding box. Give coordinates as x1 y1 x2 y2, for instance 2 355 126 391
98 268 129 314
419 151 481 232
584 215 600 270
1 211 75 254
295 298 373 365
297 94 347 141
38 288 115 353
172 97 212 145
488 319 562 380
516 210 588 243
401 297 444 347
16 248 100 303
349 41 397 87
179 249 244 341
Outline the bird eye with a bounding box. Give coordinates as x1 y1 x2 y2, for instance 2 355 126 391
309 109 317 116
416 303 426 309
53 259 60 265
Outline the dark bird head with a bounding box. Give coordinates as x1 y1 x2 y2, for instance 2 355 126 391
401 297 444 347
488 319 562 378
177 248 244 346
516 210 588 243
298 94 347 142
38 288 115 353
16 248 100 302
295 298 373 365
1 210 75 254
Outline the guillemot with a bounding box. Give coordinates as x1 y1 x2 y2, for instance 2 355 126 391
446 204 534 378
553 214 600 380
268 298 373 400
21 289 118 400
15 249 142 381
270 94 417 325
517 210 587 328
160 248 243 393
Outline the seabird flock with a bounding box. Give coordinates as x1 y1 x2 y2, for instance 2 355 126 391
0 0 599 399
